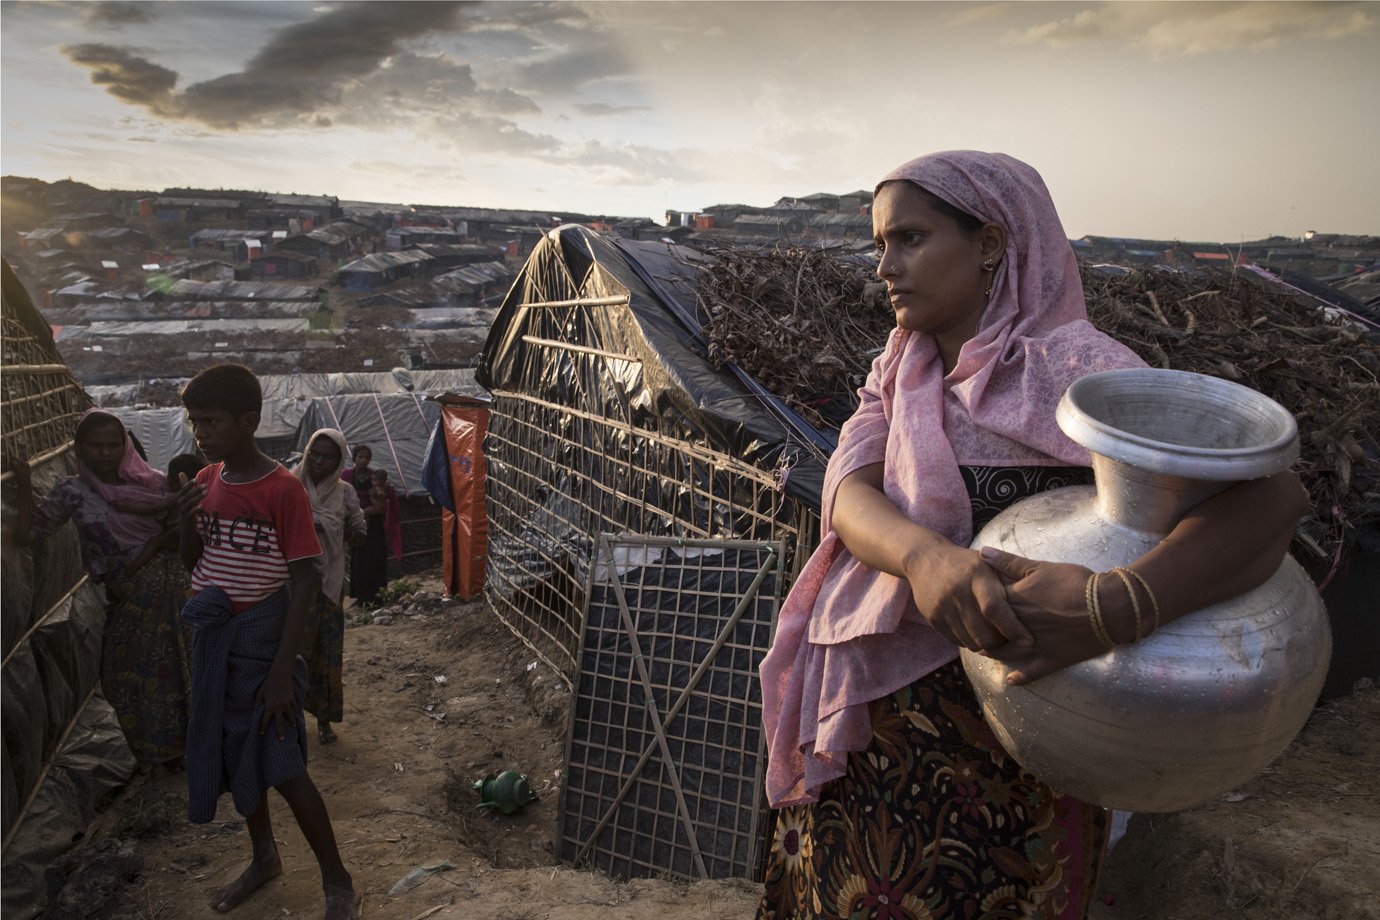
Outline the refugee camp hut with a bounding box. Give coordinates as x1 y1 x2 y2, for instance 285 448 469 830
337 250 436 292
249 250 319 280
160 278 325 302
431 261 514 308
385 227 467 250
275 220 369 263
153 196 243 223
179 259 237 282
477 225 832 882
1 260 136 916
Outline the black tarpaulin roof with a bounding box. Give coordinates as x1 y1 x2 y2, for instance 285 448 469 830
476 225 830 509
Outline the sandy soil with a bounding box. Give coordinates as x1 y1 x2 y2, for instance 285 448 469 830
40 575 1379 920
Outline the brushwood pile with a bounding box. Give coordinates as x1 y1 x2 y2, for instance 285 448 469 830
696 248 1380 562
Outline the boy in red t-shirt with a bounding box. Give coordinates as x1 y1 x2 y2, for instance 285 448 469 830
177 364 360 919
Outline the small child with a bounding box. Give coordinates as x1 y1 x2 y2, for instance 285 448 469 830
175 364 360 919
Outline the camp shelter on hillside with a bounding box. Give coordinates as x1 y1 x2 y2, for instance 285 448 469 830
160 278 325 302
43 299 318 325
249 250 319 280
476 225 832 883
1 260 135 918
337 251 436 291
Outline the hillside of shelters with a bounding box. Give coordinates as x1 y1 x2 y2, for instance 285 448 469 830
0 176 663 389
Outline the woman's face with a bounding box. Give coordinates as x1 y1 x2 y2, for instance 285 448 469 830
873 182 992 340
353 446 371 470
77 423 126 480
307 437 342 484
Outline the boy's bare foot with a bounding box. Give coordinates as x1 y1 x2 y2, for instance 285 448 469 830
324 883 362 919
211 855 282 912
318 723 338 745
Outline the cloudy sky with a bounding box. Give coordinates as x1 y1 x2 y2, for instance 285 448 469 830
2 1 1376 240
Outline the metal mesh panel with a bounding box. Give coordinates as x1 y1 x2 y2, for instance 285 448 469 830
1 314 91 471
556 535 784 880
484 382 810 679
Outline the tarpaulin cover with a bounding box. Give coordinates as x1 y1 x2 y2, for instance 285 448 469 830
293 393 441 497
0 694 137 920
427 398 491 600
104 371 486 478
477 226 829 509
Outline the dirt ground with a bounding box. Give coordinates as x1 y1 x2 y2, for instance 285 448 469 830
39 574 1379 920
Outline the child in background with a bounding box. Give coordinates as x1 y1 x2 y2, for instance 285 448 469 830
176 364 360 919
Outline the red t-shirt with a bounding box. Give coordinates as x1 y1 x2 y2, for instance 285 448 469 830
190 463 321 612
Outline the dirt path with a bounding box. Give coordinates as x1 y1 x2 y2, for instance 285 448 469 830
55 578 760 920
41 575 1379 920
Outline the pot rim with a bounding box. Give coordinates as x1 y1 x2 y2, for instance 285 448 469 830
1058 368 1299 480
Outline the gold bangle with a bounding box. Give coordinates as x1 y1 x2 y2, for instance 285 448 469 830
1121 568 1161 632
1086 571 1116 651
1111 567 1145 641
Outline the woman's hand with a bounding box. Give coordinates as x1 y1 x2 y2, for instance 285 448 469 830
978 547 1112 685
902 543 1034 655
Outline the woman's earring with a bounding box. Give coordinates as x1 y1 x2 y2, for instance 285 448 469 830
982 259 995 271
983 258 999 296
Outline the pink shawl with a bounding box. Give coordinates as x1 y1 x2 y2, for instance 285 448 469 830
75 409 168 552
759 151 1146 808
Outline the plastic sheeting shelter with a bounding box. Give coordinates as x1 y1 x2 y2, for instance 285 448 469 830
476 226 831 882
1 259 137 917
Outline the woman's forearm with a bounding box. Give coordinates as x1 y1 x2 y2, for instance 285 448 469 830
832 464 955 577
1126 471 1306 628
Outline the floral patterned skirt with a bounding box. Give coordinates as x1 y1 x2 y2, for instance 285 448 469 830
757 661 1108 920
301 591 345 724
102 553 193 767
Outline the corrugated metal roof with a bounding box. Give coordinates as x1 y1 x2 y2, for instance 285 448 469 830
433 261 510 290
339 251 435 273
189 228 264 243
165 279 324 301
155 197 244 209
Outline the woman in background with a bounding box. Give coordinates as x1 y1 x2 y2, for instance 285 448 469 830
11 410 193 769
295 429 366 744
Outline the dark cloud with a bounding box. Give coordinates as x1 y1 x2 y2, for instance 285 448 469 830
177 1 469 127
85 2 154 27
64 2 473 129
62 43 177 113
574 102 652 117
511 33 631 94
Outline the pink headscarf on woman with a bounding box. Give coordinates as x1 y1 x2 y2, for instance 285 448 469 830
75 409 168 552
759 151 1145 808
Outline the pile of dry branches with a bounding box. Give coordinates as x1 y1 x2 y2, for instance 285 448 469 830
697 247 892 427
697 248 1380 560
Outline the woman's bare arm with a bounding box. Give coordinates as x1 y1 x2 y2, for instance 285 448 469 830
984 470 1308 684
832 464 1033 652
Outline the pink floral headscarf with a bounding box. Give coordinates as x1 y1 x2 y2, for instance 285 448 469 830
759 151 1146 807
75 409 168 552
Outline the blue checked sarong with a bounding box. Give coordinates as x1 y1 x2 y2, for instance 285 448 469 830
182 585 309 824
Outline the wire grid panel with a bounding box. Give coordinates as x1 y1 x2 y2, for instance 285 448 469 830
556 534 784 881
1 314 90 469
484 389 805 678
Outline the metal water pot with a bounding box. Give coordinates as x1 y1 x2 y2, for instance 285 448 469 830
961 368 1331 812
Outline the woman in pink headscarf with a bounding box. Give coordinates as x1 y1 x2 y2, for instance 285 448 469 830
11 409 194 769
756 152 1305 918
